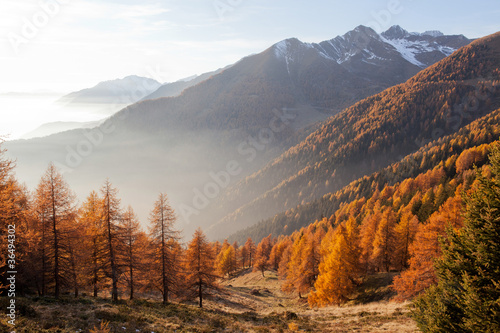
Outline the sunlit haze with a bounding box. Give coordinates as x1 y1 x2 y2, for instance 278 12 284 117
1 0 499 91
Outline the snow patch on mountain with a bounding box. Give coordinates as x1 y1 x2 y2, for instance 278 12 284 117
438 45 456 56
381 37 427 67
274 40 292 75
273 40 289 59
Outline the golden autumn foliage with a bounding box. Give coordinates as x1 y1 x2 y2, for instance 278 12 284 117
371 208 397 272
308 218 360 306
216 245 236 277
120 206 142 300
392 194 464 300
34 163 77 298
253 234 273 277
79 191 106 297
185 228 218 308
274 140 498 306
148 193 180 304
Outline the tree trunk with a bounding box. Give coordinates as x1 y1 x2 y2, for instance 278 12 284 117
161 207 168 304
93 245 98 298
41 219 46 296
130 265 134 300
51 187 60 299
198 279 203 308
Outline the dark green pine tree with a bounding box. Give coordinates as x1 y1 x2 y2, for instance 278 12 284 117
412 144 500 333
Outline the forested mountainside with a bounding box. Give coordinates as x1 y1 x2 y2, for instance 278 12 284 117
208 32 500 239
230 107 500 244
243 139 500 312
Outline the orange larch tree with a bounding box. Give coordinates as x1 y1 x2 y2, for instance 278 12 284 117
281 233 306 296
243 237 256 268
392 194 464 300
100 179 122 302
298 228 324 295
120 205 142 300
216 245 236 277
371 207 397 272
253 234 273 277
359 208 381 274
269 237 292 271
79 190 106 297
309 217 360 307
393 207 419 270
232 241 240 270
185 228 218 308
35 163 76 299
149 193 180 304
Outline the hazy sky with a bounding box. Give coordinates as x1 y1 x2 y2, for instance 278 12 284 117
1 0 499 94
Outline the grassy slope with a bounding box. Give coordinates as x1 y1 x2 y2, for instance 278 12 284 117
4 270 419 332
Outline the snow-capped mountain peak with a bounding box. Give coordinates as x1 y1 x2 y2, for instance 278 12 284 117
381 25 410 39
271 25 468 70
273 38 312 59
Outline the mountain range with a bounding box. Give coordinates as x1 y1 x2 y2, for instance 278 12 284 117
57 75 162 108
4 25 475 238
205 30 499 239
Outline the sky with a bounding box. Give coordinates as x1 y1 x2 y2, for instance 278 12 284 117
1 0 499 93
0 0 499 137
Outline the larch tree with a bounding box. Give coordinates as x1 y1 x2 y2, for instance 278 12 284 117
232 241 240 270
32 183 50 296
309 218 360 307
281 233 307 296
253 234 273 277
289 228 324 297
79 191 106 297
243 238 256 268
18 191 39 295
413 146 500 332
149 193 180 304
393 207 419 270
371 208 397 272
269 238 292 271
216 245 236 277
185 228 218 308
359 208 381 274
120 205 142 300
240 244 248 268
212 241 222 259
277 241 293 282
101 179 122 302
302 228 325 285
132 231 154 296
35 163 76 298
67 215 86 298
